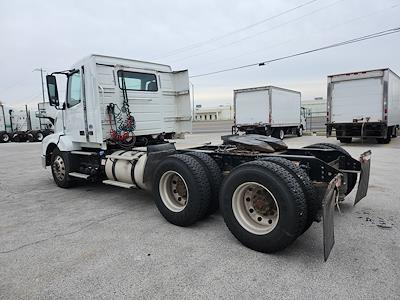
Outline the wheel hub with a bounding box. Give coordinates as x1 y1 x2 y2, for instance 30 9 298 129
52 156 66 181
232 182 279 235
159 171 189 212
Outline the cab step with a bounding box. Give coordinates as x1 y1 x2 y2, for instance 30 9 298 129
69 172 90 179
102 179 136 189
71 151 98 156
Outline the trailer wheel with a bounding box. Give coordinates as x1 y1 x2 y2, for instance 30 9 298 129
50 148 75 188
153 154 211 227
0 132 10 143
186 152 222 214
27 132 35 142
272 129 285 140
296 126 303 137
304 143 357 195
220 160 307 253
259 157 318 233
35 131 44 142
377 129 391 144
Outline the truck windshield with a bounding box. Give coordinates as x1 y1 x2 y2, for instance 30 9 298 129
118 70 158 92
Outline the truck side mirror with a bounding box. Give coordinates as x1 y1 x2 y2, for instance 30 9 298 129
46 75 59 107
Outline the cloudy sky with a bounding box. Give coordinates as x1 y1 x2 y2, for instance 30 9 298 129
0 0 399 109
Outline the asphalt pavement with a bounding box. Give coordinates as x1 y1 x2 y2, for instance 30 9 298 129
0 127 399 299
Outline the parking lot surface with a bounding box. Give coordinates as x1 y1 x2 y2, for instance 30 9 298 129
0 131 399 299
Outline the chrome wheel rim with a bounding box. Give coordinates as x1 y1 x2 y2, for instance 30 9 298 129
232 182 279 235
280 130 284 140
2 134 9 142
299 127 303 136
52 155 66 181
159 171 188 212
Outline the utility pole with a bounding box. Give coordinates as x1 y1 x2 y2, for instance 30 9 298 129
189 82 195 120
33 68 46 103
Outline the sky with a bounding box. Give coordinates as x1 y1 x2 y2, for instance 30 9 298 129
0 0 400 109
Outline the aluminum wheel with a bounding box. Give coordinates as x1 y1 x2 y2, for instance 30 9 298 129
52 155 66 182
159 171 189 212
298 127 303 136
1 134 9 142
232 182 279 235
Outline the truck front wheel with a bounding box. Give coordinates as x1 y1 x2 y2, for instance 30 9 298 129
50 148 75 188
0 132 10 143
153 154 211 227
220 160 307 253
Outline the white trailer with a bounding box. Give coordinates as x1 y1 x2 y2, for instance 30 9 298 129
233 86 305 139
327 68 400 143
41 55 372 260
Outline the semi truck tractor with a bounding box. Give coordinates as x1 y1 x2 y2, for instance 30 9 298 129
233 86 306 139
326 68 400 144
41 54 371 260
0 103 55 143
0 104 12 143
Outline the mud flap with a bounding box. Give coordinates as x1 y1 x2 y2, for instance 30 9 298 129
322 174 342 261
354 150 371 205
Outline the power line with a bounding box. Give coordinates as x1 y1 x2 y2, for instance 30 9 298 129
156 0 320 59
190 26 400 78
168 0 343 63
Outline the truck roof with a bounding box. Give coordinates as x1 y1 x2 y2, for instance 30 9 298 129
72 54 173 73
234 85 301 95
328 68 399 79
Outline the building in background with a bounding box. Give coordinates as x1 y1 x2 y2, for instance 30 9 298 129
301 97 327 131
194 105 234 121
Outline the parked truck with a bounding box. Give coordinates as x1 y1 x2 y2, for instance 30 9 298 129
326 68 400 144
0 103 55 143
41 54 371 260
233 86 306 139
0 104 12 142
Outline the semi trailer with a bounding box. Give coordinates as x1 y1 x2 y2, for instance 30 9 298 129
326 68 400 144
41 54 371 260
233 86 306 139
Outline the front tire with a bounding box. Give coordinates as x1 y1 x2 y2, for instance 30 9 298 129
50 148 75 188
153 154 211 227
220 160 307 253
0 132 10 143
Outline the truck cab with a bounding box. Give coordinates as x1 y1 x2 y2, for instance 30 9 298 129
43 54 192 155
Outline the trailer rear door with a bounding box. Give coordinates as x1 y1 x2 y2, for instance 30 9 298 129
330 77 383 123
235 88 269 125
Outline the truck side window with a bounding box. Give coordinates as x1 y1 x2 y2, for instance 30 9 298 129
118 70 158 92
67 71 81 108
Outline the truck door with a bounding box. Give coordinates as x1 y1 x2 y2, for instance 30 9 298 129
64 68 88 143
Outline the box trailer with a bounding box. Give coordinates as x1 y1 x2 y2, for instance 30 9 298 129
41 54 371 260
326 68 400 143
233 86 305 139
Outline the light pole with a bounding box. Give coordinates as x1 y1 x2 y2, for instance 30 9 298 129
189 81 195 120
33 68 46 103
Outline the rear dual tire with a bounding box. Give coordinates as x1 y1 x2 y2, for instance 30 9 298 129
153 154 212 227
220 161 307 253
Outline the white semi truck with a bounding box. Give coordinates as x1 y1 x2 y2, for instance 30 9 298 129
233 86 306 139
41 54 371 260
326 68 400 144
